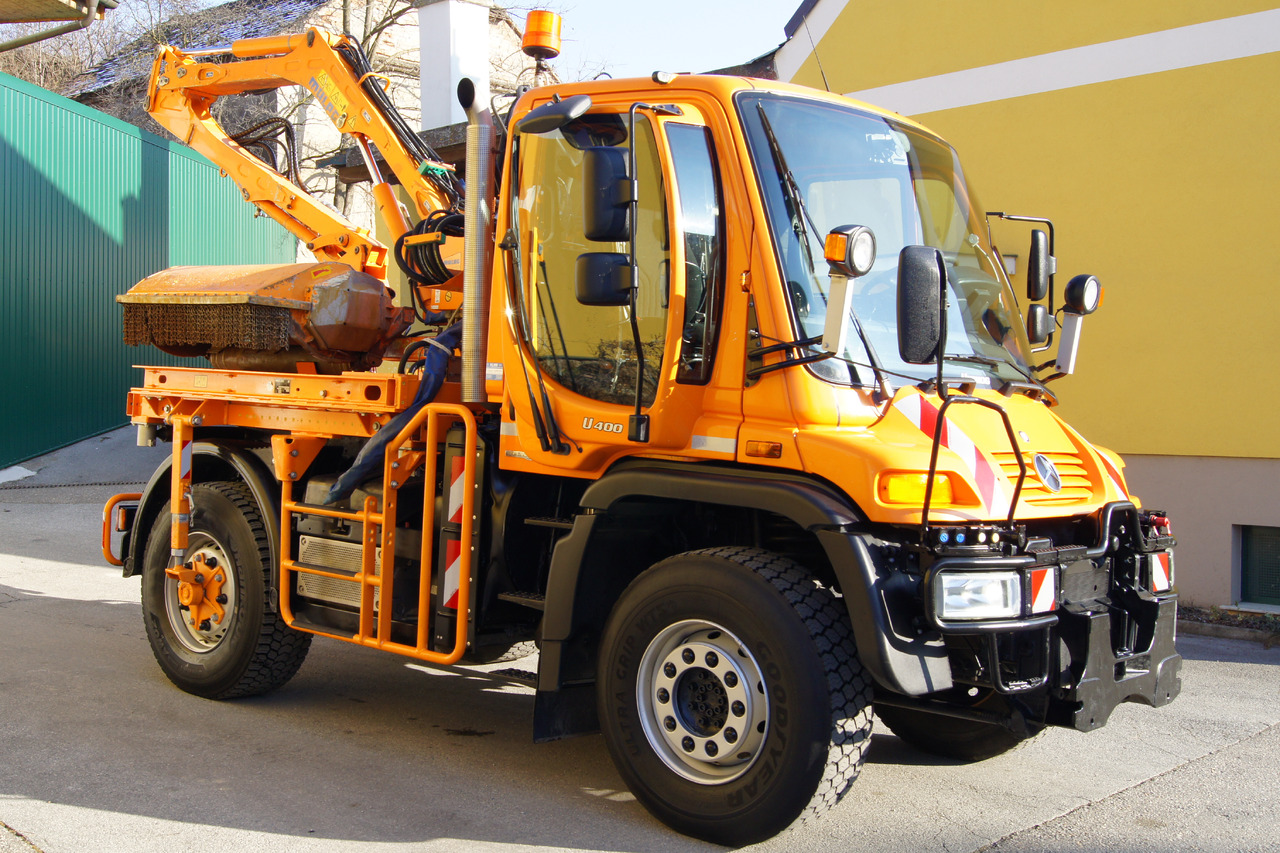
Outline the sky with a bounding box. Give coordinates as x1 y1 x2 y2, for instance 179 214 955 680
533 1 803 80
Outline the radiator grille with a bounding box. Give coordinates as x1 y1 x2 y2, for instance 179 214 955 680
993 450 1093 505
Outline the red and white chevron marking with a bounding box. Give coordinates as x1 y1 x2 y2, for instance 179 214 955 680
1150 552 1173 593
894 393 1008 515
443 538 461 609
447 455 466 525
1096 451 1130 500
441 456 467 609
1030 567 1057 613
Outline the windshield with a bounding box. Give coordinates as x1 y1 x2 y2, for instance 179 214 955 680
738 92 1035 389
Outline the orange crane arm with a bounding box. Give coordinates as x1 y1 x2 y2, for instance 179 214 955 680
146 28 460 280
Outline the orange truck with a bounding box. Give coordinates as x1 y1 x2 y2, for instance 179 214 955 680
103 15 1180 845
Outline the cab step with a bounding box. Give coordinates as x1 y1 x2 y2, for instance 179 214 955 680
497 591 546 611
524 516 574 530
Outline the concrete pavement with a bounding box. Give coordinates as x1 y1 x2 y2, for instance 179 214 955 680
1 428 1277 852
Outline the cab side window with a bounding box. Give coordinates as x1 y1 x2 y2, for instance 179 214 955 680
518 116 669 406
667 124 724 384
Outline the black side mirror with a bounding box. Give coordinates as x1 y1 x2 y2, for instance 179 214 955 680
1027 303 1051 344
898 246 946 364
516 93 591 135
1026 229 1050 301
583 146 631 242
576 252 632 306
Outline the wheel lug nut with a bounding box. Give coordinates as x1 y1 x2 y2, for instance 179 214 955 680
194 573 204 584
216 594 228 604
205 557 218 568
199 619 211 631
681 737 694 752
664 716 676 732
682 649 695 664
705 651 718 667
664 663 676 678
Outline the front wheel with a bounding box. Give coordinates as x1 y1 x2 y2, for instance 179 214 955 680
597 547 872 846
141 481 310 699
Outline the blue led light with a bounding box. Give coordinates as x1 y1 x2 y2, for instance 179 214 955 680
956 532 967 544
938 532 950 544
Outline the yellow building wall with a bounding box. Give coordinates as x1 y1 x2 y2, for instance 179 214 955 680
784 2 1280 460
789 0 1277 93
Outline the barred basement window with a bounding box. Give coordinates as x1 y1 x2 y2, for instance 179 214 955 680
1241 525 1280 606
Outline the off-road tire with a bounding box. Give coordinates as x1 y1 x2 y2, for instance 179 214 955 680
467 639 538 664
597 546 872 846
141 481 310 699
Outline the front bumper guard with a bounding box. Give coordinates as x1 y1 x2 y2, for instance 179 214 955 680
1054 594 1182 731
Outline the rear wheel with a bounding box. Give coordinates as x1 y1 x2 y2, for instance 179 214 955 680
141 481 310 699
875 688 1040 761
597 547 872 846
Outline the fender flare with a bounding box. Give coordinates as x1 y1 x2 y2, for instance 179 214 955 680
534 461 951 737
124 441 280 610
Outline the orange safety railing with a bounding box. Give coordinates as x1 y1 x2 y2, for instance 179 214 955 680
278 403 478 664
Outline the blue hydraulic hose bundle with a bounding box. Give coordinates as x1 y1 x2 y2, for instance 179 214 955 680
324 321 463 504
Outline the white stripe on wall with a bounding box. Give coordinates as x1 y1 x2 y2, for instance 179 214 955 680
775 0 849 82
844 9 1280 116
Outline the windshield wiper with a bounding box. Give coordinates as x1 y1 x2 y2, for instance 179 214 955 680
756 104 893 402
943 353 1040 387
756 104 820 278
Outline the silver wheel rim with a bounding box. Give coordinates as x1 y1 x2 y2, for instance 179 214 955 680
164 533 237 654
637 619 769 784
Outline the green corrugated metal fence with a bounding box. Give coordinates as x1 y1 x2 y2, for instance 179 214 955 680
0 71 296 469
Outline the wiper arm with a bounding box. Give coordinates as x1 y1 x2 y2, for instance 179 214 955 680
746 336 833 378
756 105 893 402
756 104 820 278
943 353 1040 386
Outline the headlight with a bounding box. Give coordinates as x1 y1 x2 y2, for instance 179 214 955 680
823 224 876 277
936 571 1021 621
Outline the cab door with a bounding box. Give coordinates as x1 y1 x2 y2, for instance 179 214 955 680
495 104 739 475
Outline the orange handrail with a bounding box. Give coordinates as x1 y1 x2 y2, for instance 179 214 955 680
101 493 142 567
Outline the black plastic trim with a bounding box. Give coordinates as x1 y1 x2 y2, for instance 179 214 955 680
534 460 953 701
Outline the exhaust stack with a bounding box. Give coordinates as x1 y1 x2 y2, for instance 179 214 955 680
458 77 493 403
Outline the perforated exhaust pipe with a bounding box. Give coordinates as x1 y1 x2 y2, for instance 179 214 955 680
458 77 492 403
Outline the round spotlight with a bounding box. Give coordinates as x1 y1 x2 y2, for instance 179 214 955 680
823 224 876 277
1064 274 1102 315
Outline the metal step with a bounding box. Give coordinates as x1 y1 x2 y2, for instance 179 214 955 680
497 591 546 611
524 516 574 530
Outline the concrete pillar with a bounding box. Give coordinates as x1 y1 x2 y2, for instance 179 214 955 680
415 0 491 130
